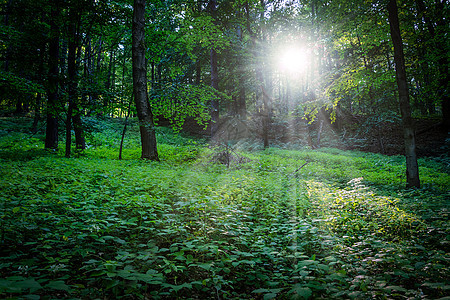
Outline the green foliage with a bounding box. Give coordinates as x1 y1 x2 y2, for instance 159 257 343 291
0 71 45 96
0 118 449 299
151 84 226 132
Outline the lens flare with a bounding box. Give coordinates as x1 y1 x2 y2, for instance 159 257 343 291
277 46 309 74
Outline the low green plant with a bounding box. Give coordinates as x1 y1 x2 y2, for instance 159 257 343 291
0 117 448 299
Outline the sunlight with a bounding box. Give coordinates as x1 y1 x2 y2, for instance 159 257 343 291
277 45 309 74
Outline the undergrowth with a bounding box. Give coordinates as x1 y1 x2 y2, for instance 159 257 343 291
0 117 449 299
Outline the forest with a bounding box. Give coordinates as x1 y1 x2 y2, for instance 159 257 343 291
0 0 449 299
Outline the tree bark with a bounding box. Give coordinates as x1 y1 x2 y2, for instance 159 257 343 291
66 20 77 158
236 24 247 118
387 0 420 188
209 0 220 138
45 4 60 150
132 0 159 160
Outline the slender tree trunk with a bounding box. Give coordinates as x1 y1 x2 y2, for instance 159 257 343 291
105 49 114 112
236 24 246 118
74 32 85 149
209 0 220 138
257 0 270 148
31 93 41 133
65 21 77 158
262 69 272 149
45 5 60 150
85 35 94 115
210 47 220 137
132 0 158 160
387 0 420 188
119 97 133 160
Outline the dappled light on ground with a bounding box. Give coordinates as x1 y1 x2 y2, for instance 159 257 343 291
0 119 449 299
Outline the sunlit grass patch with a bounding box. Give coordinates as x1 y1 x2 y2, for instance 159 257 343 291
306 177 425 238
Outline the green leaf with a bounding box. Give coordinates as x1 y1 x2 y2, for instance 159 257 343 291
16 279 42 293
196 263 212 271
163 282 192 292
264 293 278 300
46 280 71 292
291 285 312 299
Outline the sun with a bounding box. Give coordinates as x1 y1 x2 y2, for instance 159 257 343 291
277 46 309 74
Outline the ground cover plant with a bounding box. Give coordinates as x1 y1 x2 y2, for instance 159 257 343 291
0 117 449 299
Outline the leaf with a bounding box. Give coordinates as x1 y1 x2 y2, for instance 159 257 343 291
16 279 42 293
291 285 312 299
196 263 212 271
163 282 192 292
0 278 42 293
264 293 278 300
46 280 71 292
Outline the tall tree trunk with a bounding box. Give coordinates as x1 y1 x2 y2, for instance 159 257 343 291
132 0 158 160
262 68 272 149
45 4 60 150
84 35 94 115
31 93 41 134
258 0 270 148
209 0 220 138
387 0 420 188
105 48 114 112
93 37 103 115
210 47 220 137
236 24 246 118
74 23 85 150
66 21 77 158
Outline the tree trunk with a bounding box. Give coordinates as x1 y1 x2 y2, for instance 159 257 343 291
236 24 246 118
132 0 159 160
210 47 220 137
209 0 220 138
105 48 114 112
45 5 60 150
387 0 420 188
65 21 77 158
31 93 41 134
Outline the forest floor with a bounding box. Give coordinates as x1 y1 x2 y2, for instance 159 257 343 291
0 116 449 299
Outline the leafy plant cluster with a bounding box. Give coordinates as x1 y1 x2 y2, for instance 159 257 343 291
0 119 449 299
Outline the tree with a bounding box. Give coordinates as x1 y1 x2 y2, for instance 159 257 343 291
387 0 420 188
45 2 60 150
209 0 220 138
132 0 158 160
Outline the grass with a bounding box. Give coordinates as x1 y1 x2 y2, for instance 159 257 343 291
0 116 449 299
